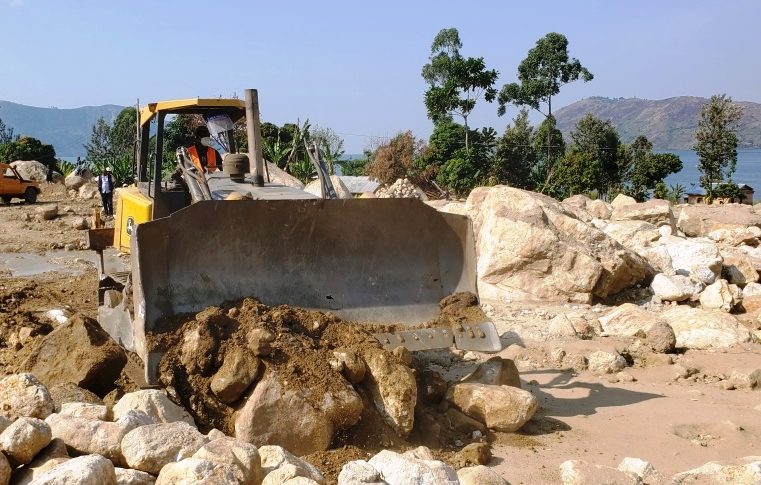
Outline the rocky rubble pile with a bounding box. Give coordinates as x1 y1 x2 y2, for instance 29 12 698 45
376 178 427 200
149 295 537 464
64 169 101 201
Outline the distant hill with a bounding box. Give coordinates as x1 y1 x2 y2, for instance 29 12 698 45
554 96 761 150
0 101 125 158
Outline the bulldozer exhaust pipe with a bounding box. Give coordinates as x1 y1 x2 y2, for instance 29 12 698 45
245 89 265 186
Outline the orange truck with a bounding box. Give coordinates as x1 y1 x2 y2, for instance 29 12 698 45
0 162 40 203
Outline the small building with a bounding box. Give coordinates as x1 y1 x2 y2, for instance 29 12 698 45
337 176 381 197
684 183 754 205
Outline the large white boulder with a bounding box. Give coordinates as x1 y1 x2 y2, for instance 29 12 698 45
0 373 54 421
64 169 93 190
662 306 752 349
650 273 698 302
11 161 49 182
28 454 116 485
611 199 675 230
0 417 52 465
457 465 509 485
112 390 194 426
678 204 761 237
602 220 661 251
672 456 761 484
610 194 637 209
446 382 537 432
562 194 613 221
467 186 652 303
664 237 723 285
367 449 459 485
700 279 741 312
560 459 640 484
598 303 665 337
361 348 417 438
258 445 325 483
155 457 238 485
121 422 209 475
263 161 305 189
192 437 262 484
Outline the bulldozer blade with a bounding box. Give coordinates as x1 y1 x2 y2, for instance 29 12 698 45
124 198 497 382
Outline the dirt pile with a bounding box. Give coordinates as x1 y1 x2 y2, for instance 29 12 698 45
150 294 493 465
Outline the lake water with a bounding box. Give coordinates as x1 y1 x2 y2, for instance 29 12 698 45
660 149 761 199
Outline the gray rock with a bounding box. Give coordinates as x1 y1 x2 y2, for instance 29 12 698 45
0 417 52 465
121 422 209 475
0 373 54 420
28 454 117 485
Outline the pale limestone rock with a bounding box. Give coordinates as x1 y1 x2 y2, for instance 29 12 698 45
114 467 156 485
650 273 695 302
678 204 761 237
598 303 665 337
59 402 109 421
665 237 723 285
672 457 761 484
155 457 238 485
367 449 458 485
264 161 304 189
121 422 209 475
361 348 417 438
700 279 740 312
723 251 760 287
446 383 537 432
258 445 325 483
560 459 640 484
461 356 521 388
729 368 761 389
192 437 262 485
112 390 194 426
35 204 58 221
587 351 627 375
13 456 70 485
0 373 54 420
468 186 651 303
611 194 637 209
332 349 366 385
11 161 48 182
64 170 93 190
603 220 660 251
0 417 51 465
663 306 752 349
234 373 333 456
457 465 510 485
611 199 675 229
618 457 665 483
743 282 761 297
28 454 117 485
45 412 146 467
337 460 383 484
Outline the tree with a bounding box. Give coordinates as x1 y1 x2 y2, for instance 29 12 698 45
623 136 682 200
364 131 427 185
492 110 536 189
694 94 744 200
110 107 137 161
497 32 592 192
531 115 565 190
566 113 622 194
421 28 498 149
436 128 496 195
0 136 56 166
336 155 370 176
84 117 113 166
311 126 344 175
0 117 14 144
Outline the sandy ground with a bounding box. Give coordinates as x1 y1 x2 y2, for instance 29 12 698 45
1 183 760 483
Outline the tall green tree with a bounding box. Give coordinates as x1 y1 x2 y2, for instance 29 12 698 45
694 94 744 200
492 110 537 189
0 136 56 166
436 128 496 196
421 28 498 149
532 115 565 190
0 116 14 144
110 107 138 161
84 117 113 166
623 136 683 200
497 32 592 191
567 113 622 193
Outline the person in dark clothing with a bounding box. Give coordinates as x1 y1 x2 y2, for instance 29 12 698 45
97 167 115 217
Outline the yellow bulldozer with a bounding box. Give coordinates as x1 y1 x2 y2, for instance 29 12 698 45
89 89 500 385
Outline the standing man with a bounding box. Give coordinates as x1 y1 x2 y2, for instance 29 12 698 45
97 167 115 217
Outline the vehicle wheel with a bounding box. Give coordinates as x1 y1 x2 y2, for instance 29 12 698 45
24 188 37 204
1 197 11 204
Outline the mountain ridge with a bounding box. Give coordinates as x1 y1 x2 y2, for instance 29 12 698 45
553 96 761 150
0 100 125 158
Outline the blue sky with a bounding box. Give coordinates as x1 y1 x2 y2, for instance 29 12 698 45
1 0 759 152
